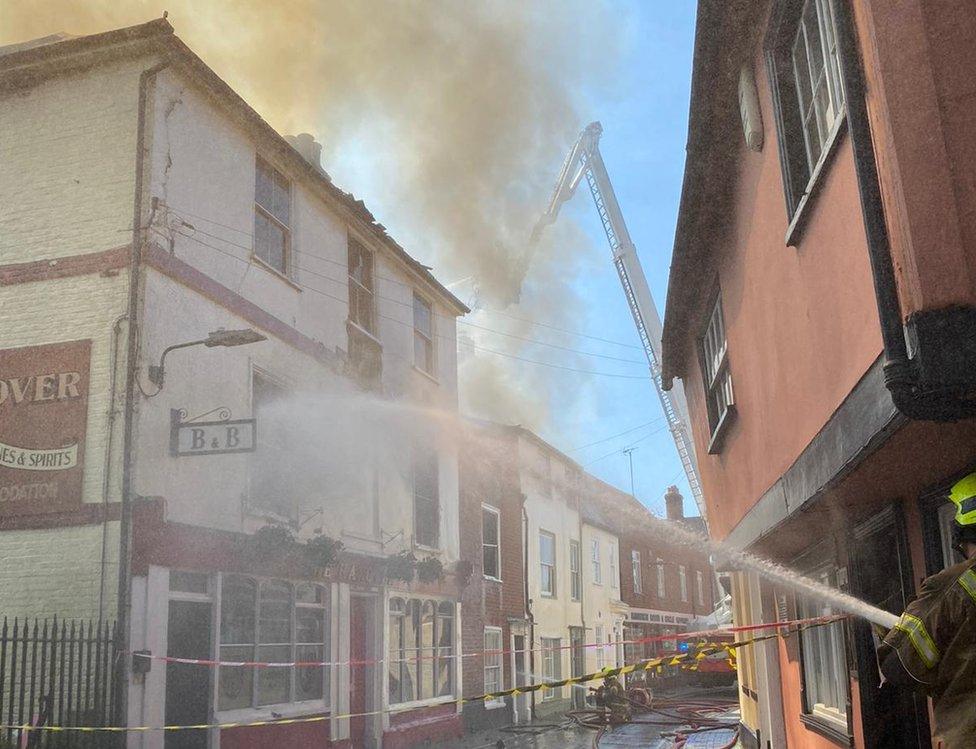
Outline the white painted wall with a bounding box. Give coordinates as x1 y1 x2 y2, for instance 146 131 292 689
581 523 626 674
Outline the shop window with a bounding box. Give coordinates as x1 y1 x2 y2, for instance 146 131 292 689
631 550 642 595
591 539 602 584
540 637 561 701
797 565 848 730
540 531 556 597
217 576 328 711
767 0 846 219
388 597 455 705
254 157 291 274
569 540 581 601
413 450 439 548
249 373 297 520
413 293 435 376
482 505 501 580
483 627 504 707
699 294 735 452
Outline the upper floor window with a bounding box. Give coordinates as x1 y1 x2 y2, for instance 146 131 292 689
767 0 846 218
631 550 642 595
540 530 556 597
413 450 439 548
700 295 734 452
413 293 435 376
482 505 500 580
656 558 666 598
609 542 618 589
218 576 328 711
569 539 581 601
679 565 688 602
249 373 295 520
348 239 375 335
591 539 602 585
696 570 705 608
254 157 291 274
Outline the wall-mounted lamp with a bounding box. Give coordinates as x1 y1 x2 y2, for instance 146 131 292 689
148 328 266 388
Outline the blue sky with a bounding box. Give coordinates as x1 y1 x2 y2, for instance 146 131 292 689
533 2 697 516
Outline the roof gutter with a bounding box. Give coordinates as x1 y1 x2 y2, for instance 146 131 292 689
834 0 976 422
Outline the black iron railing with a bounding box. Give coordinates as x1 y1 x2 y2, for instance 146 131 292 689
0 617 119 748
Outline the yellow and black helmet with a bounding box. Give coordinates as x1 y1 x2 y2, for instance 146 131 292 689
949 472 976 554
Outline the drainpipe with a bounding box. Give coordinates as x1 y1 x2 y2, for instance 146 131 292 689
116 59 170 730
522 503 535 720
834 0 976 422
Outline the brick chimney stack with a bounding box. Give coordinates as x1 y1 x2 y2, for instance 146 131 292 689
664 485 684 520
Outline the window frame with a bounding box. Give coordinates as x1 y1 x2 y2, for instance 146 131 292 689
796 563 850 734
765 0 847 241
540 637 562 701
609 542 618 590
412 292 436 378
253 156 292 276
387 596 456 708
539 530 557 598
631 550 643 595
216 574 330 717
595 625 606 670
483 626 505 709
347 236 376 336
413 449 440 549
679 565 688 603
698 293 735 453
569 539 581 602
591 538 602 585
656 558 666 599
696 570 705 608
481 504 502 581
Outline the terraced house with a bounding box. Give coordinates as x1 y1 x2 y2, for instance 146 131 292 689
0 19 469 749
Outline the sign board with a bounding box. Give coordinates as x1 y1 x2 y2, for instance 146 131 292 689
170 412 256 457
0 340 91 511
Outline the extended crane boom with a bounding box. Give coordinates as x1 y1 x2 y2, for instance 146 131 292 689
533 122 707 524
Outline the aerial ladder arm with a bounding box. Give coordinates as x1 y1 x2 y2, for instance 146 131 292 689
532 122 707 525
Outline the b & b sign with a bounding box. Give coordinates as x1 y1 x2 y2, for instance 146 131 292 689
170 410 256 457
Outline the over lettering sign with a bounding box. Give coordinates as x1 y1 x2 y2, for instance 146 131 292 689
0 340 91 511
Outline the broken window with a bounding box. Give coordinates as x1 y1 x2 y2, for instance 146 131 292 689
348 238 375 335
388 597 455 705
254 157 291 273
413 449 439 548
249 373 298 520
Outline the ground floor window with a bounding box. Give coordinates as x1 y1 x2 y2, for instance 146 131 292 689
540 637 562 701
388 597 455 705
218 576 329 711
595 626 606 670
483 627 504 707
797 567 848 729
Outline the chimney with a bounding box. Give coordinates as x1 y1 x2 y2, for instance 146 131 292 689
664 485 684 520
285 133 329 179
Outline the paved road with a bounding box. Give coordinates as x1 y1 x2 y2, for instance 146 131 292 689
437 687 740 749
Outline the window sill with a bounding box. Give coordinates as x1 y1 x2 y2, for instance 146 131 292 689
250 253 303 293
218 699 328 725
484 697 506 710
412 365 440 385
798 712 851 746
784 111 848 247
413 543 442 556
706 405 737 455
346 319 382 348
389 695 456 713
483 575 503 584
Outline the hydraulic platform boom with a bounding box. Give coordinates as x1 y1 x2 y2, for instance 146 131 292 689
532 122 707 525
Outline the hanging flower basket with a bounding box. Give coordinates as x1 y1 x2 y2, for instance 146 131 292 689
304 533 344 570
385 550 417 582
247 524 297 560
416 555 445 583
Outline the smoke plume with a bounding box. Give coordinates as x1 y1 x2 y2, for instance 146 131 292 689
1 0 619 430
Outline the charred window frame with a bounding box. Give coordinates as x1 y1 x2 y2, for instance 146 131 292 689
254 157 292 274
413 293 435 377
413 449 440 548
346 237 382 390
766 0 847 238
698 293 735 453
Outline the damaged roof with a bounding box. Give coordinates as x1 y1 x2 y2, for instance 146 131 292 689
0 18 469 315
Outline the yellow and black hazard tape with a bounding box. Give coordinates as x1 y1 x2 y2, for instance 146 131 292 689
0 620 835 733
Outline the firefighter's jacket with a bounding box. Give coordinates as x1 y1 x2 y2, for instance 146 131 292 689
879 555 976 748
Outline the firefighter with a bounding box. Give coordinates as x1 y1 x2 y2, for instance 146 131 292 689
877 472 976 748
